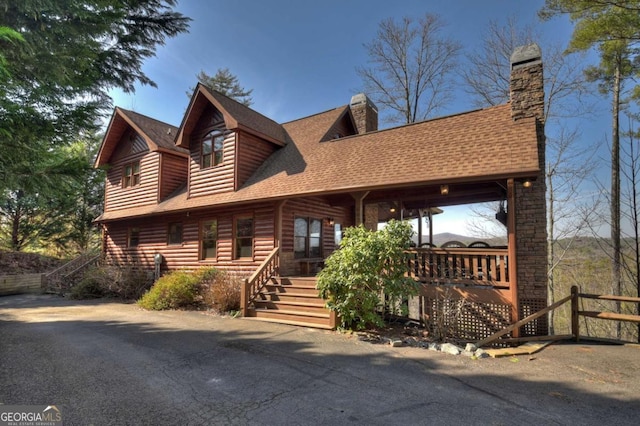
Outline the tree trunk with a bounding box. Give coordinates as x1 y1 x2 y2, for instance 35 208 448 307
633 131 640 343
611 61 622 339
547 163 555 335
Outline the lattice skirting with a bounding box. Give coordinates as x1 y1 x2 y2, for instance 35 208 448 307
420 297 512 343
519 298 549 336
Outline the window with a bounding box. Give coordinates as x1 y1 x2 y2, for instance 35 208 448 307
128 227 140 247
334 223 342 246
294 217 322 258
234 216 253 259
201 220 217 260
122 161 141 188
167 222 183 245
202 130 225 168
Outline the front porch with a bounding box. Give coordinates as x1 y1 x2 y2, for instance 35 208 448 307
240 240 533 340
242 171 546 338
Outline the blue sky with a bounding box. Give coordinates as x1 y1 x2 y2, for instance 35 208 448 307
111 0 575 125
109 0 609 236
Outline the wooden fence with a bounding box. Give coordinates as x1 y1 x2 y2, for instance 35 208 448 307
477 285 640 347
0 273 45 296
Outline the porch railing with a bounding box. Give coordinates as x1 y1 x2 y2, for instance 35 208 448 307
407 247 510 289
241 246 279 317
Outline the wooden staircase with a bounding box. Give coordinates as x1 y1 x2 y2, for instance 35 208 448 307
246 276 336 329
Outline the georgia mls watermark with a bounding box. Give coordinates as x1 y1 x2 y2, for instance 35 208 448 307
0 405 62 426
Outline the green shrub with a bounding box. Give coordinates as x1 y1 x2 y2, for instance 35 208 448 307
137 269 204 310
199 270 241 313
317 220 419 330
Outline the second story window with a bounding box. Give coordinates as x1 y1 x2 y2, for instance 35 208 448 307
122 161 140 188
202 130 225 168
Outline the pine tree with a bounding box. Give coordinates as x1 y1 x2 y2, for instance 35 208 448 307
189 68 253 106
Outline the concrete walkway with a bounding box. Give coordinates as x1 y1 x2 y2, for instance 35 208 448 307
1 294 638 425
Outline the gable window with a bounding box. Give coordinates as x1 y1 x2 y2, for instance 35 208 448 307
122 161 140 188
234 216 253 259
167 222 183 245
202 130 225 168
128 227 140 247
294 217 322 259
201 220 217 260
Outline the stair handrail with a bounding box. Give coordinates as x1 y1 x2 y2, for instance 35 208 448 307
45 252 101 291
241 246 279 317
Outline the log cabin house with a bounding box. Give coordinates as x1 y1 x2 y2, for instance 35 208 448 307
95 44 548 337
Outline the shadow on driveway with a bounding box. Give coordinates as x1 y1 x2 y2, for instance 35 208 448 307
1 294 638 425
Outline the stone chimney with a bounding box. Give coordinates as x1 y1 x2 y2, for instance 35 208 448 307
350 93 378 134
510 43 544 123
510 43 549 336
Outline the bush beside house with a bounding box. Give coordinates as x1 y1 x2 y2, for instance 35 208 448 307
317 220 419 330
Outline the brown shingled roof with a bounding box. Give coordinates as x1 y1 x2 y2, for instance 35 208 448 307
95 108 186 167
176 84 287 148
98 103 541 221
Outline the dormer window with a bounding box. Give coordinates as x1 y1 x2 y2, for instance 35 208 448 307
122 161 140 188
202 130 225 168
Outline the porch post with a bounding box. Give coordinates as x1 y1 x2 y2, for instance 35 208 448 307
274 200 287 248
417 210 424 246
507 178 520 337
350 191 370 226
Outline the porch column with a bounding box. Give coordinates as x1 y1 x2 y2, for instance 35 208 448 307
274 200 287 248
350 191 369 226
507 178 520 337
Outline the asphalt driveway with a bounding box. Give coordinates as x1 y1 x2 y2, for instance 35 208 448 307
1 294 638 425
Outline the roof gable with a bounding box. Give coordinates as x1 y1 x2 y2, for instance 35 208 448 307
176 84 287 148
95 108 185 167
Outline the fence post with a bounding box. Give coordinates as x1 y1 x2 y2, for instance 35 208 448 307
571 285 579 342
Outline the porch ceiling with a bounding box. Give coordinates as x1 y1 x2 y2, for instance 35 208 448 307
322 180 508 212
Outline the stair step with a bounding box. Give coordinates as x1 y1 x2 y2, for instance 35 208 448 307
252 302 328 315
244 316 334 330
276 277 319 288
248 308 334 329
264 285 319 296
251 307 330 318
256 293 324 302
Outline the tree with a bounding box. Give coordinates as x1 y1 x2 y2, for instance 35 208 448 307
357 13 461 124
189 68 253 106
541 0 640 337
0 140 94 253
0 26 23 79
461 17 535 107
317 220 419 330
0 1 190 193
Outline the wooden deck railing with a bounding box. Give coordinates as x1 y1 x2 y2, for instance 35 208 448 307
572 286 640 342
407 247 510 289
476 285 640 347
241 247 280 317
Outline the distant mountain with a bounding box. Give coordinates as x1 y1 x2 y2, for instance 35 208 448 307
413 233 507 247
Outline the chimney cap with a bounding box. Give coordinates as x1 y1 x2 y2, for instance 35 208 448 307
511 43 542 69
350 93 378 112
